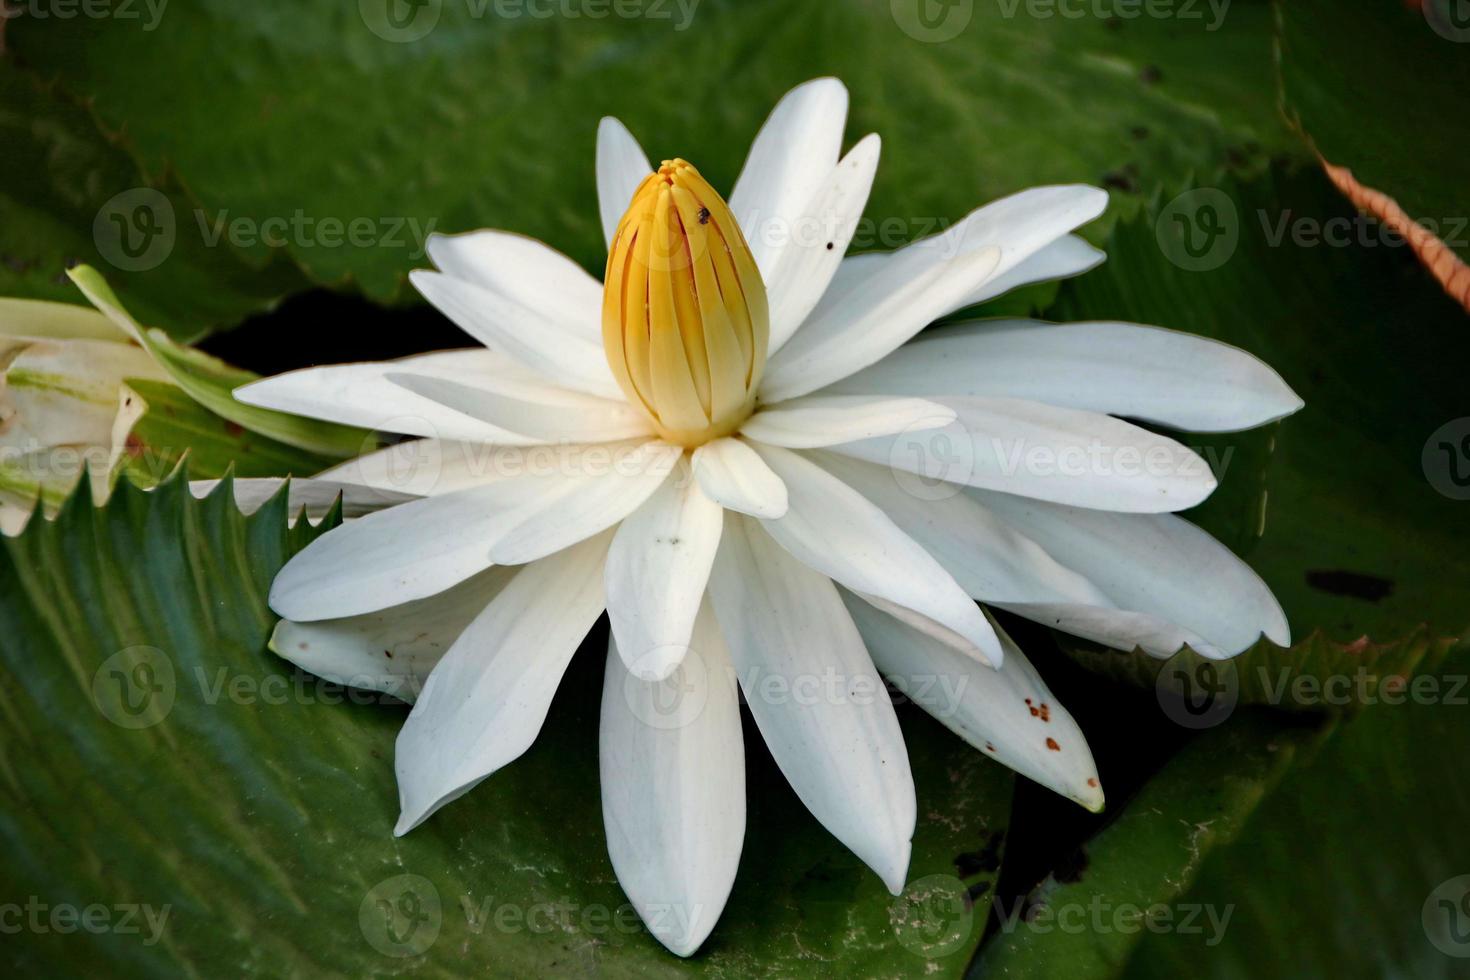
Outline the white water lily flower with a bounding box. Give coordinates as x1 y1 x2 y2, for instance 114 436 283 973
237 79 1303 956
0 298 170 534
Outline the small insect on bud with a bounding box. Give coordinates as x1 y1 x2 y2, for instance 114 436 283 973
602 159 769 447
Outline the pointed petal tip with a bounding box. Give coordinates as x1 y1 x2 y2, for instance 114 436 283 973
881 847 912 896
1079 786 1106 814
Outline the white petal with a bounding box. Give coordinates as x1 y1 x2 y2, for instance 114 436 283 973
808 452 1111 606
833 320 1304 433
233 349 534 444
976 491 1290 654
316 439 521 497
600 602 744 956
270 566 519 703
741 394 954 449
598 116 654 249
750 443 1002 667
394 531 611 835
386 371 654 444
188 477 415 522
759 245 1000 402
270 441 674 620
707 514 913 893
996 602 1219 660
486 441 681 565
689 437 789 519
765 134 882 349
729 78 850 279
957 234 1105 308
425 230 603 341
844 595 1104 812
410 269 623 400
763 185 1108 400
606 466 724 681
831 396 1217 513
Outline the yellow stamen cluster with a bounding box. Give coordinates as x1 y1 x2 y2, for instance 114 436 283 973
603 160 770 447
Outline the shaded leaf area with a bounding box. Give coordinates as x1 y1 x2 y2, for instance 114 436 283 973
1121 649 1470 979
1275 0 1470 265
1047 163 1470 647
970 709 1337 977
974 648 1470 978
0 474 1014 976
0 63 309 342
1061 627 1456 715
10 0 1300 299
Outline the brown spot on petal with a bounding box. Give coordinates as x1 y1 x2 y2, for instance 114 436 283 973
1046 738 1061 752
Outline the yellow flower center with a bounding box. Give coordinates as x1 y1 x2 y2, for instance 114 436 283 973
602 159 770 447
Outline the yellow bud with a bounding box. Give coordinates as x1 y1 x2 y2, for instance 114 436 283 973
603 160 769 447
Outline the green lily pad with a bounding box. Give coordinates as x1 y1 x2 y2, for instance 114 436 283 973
9 0 1302 299
1120 649 1470 979
0 474 1014 975
0 62 310 341
1276 0 1470 264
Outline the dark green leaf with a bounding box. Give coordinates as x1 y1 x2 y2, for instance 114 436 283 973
10 0 1302 298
